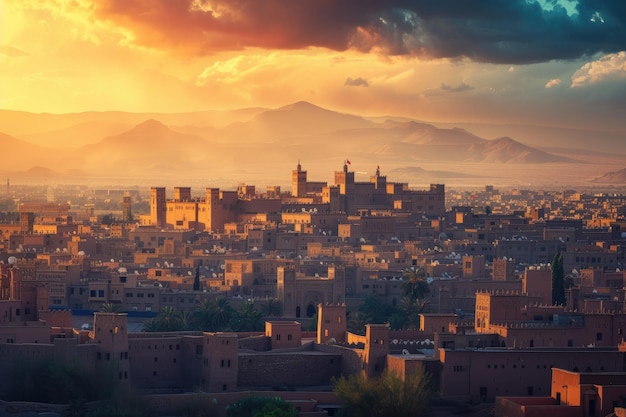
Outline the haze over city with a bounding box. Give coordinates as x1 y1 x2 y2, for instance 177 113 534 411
1 0 625 188
3 2 626 416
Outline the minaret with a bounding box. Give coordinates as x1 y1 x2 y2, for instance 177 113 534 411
150 187 166 228
292 160 307 198
277 265 297 317
371 165 386 190
122 191 132 223
334 160 355 213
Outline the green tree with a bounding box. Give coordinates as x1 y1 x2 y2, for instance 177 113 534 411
230 301 263 332
260 298 282 317
157 306 184 331
552 251 566 305
177 309 194 331
141 318 161 332
142 306 186 332
226 396 298 417
100 303 122 313
347 311 371 335
401 270 430 302
358 295 396 324
333 368 431 417
193 298 235 331
399 296 424 329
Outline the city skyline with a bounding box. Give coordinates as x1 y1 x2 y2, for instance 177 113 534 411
2 0 626 133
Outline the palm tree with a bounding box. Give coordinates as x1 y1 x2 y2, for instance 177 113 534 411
230 301 263 332
99 303 122 313
177 309 194 331
401 269 430 301
358 295 396 324
141 318 161 332
193 298 235 331
260 298 282 317
154 306 184 331
347 311 371 335
399 296 423 329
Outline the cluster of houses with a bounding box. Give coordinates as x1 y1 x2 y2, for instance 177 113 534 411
1 162 625 416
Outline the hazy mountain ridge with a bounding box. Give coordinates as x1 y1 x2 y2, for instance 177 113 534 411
466 137 576 163
0 101 623 187
435 121 626 156
592 168 626 183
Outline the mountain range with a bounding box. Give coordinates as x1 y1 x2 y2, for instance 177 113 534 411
1 101 624 188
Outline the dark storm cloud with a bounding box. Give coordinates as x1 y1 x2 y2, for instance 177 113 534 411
94 0 626 63
344 77 370 87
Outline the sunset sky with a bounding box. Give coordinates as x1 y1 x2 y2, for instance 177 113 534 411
1 0 625 131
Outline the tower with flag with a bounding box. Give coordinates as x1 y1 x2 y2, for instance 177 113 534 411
335 159 356 213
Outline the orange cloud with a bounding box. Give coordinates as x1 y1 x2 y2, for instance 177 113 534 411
92 0 365 54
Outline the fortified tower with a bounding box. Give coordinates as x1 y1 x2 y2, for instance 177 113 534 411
327 265 346 304
334 161 355 214
122 192 132 222
364 323 389 378
150 187 166 228
277 265 297 317
317 303 346 344
92 312 131 389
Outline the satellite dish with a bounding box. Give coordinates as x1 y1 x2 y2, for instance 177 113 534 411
118 267 127 273
402 349 410 355
8 256 17 265
78 251 85 256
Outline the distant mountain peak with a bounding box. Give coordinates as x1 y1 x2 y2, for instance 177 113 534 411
278 101 323 112
592 167 626 183
130 119 170 133
492 136 517 144
383 120 436 130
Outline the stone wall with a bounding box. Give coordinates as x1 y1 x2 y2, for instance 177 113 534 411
238 335 270 351
238 352 341 388
314 343 364 376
